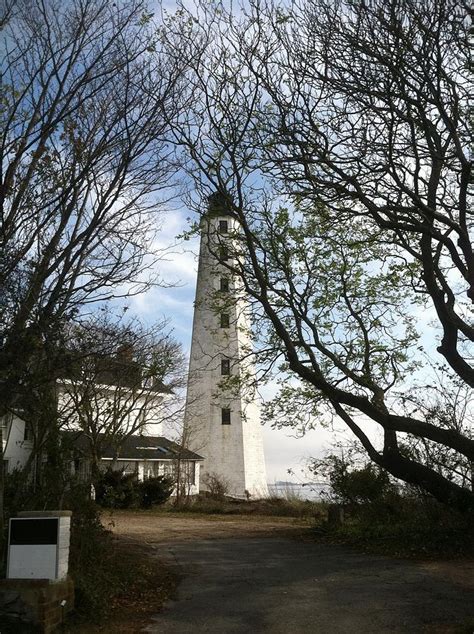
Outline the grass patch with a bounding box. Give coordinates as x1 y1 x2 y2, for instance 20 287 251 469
167 494 326 518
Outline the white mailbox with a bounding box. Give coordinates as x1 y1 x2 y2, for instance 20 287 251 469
7 511 72 580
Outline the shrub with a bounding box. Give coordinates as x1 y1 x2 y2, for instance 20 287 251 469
59 485 113 620
95 468 140 509
3 468 34 518
95 469 174 509
3 466 78 516
311 452 474 556
201 472 230 500
139 476 174 508
331 460 394 505
312 454 395 505
328 494 474 557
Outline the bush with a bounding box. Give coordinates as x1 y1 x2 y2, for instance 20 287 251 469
95 469 140 509
201 472 230 500
3 468 33 518
3 466 77 516
311 453 474 556
327 457 395 505
95 469 174 509
311 453 395 506
41 484 112 621
139 476 174 508
327 494 474 557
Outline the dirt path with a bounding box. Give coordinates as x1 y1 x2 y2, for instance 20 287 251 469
108 512 474 634
108 510 311 542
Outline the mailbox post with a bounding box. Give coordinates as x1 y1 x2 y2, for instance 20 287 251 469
7 511 72 581
0 511 74 631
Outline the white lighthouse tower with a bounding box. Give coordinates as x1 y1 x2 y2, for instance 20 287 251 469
183 193 268 498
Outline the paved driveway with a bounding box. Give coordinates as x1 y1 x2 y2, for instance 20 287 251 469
145 537 474 634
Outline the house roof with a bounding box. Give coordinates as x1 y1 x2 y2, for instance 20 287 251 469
61 431 203 462
62 353 173 394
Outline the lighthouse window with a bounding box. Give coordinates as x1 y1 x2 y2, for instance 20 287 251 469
219 245 229 261
221 358 230 375
221 408 231 425
220 277 229 292
220 313 230 328
219 220 228 233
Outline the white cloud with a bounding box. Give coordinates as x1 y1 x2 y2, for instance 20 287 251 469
129 286 194 317
262 424 338 483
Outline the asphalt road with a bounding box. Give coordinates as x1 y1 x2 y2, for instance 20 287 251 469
145 537 474 634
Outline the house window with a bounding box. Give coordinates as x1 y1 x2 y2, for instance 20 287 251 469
219 219 228 233
0 417 8 444
187 462 196 485
118 461 138 477
23 424 30 442
220 313 230 328
219 245 229 261
220 277 229 292
221 359 230 375
221 408 231 425
163 462 176 477
178 461 196 486
3 460 9 477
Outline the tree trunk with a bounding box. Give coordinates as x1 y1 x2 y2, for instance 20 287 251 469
0 423 4 560
379 451 474 514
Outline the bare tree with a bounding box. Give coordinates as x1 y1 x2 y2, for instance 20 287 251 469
162 0 473 511
59 314 186 485
0 0 183 409
165 365 208 505
0 0 184 524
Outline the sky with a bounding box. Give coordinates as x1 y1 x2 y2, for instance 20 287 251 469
125 204 345 484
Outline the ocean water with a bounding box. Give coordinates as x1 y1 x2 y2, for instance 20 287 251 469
267 482 330 501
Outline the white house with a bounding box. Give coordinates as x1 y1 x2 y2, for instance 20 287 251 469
1 413 33 475
1 357 203 495
1 413 202 496
64 431 202 495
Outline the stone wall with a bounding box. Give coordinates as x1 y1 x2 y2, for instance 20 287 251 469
0 578 74 633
